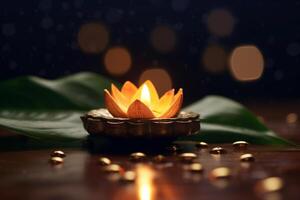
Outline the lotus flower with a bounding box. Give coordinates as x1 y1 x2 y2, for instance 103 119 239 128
104 80 183 119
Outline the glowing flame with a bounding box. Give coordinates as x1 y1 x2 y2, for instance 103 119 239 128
140 84 151 107
104 80 183 119
137 165 155 200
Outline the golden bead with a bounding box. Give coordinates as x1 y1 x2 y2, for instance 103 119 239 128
255 177 284 193
130 152 146 162
153 155 166 163
186 163 203 173
210 167 231 179
50 150 66 158
210 147 226 154
240 153 255 162
120 171 136 182
179 152 197 163
233 141 249 149
49 157 64 165
195 142 208 149
98 157 111 166
103 164 122 173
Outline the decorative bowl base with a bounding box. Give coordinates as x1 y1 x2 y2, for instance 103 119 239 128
81 109 200 138
81 108 200 153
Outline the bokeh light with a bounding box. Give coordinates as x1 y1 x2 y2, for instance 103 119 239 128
78 22 109 54
230 45 264 81
104 47 132 76
139 68 173 96
202 45 227 74
150 25 177 53
286 113 298 124
206 9 235 37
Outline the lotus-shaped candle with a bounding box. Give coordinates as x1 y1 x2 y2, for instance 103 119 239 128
104 80 183 119
81 80 200 144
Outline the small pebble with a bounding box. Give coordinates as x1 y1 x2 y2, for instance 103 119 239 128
120 171 136 183
210 167 231 179
49 157 64 165
98 157 111 166
50 150 66 158
195 142 208 149
210 147 227 154
103 164 122 173
130 152 146 162
255 177 284 193
179 152 197 163
233 141 249 149
240 153 255 162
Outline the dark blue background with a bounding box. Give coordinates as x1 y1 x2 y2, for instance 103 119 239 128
1 0 300 104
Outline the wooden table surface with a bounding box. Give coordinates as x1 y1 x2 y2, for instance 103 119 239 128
0 101 300 200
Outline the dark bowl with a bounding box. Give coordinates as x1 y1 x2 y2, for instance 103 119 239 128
81 108 200 139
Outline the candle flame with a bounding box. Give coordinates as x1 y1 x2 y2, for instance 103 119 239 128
140 84 151 107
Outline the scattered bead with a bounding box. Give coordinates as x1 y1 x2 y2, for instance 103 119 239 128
195 142 208 149
255 177 284 193
103 164 122 173
179 152 197 163
49 157 64 165
185 163 203 173
130 152 146 162
210 167 231 179
240 153 255 162
166 145 178 152
120 171 136 183
153 155 166 163
232 141 249 149
210 147 227 154
98 157 111 166
50 150 66 158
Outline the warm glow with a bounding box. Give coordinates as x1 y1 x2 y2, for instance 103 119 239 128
206 9 235 37
139 68 172 96
104 80 183 119
286 113 298 124
150 25 176 53
230 45 264 81
202 45 227 74
78 23 109 54
136 165 155 200
104 47 132 76
140 84 151 107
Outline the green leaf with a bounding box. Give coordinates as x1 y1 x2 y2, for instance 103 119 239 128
0 73 293 147
0 72 118 110
0 111 86 142
0 72 117 146
181 96 293 146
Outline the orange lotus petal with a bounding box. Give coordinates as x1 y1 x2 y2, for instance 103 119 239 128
153 89 174 114
159 88 183 118
131 80 159 106
121 81 138 100
104 89 127 118
111 84 130 108
144 80 159 105
127 99 155 119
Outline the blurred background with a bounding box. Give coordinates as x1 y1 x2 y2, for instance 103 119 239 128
1 0 300 105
